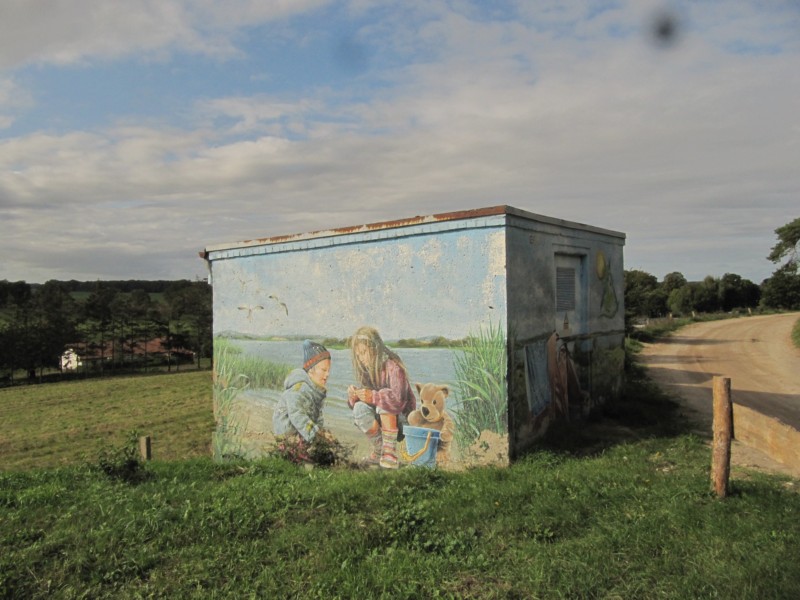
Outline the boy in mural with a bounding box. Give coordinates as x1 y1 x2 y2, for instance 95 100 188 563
273 340 334 445
347 326 417 469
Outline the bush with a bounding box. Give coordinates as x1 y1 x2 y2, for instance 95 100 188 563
271 433 353 468
95 430 148 483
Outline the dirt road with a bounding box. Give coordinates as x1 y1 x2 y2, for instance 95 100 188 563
640 312 800 477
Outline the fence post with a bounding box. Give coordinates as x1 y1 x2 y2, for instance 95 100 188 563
139 435 152 461
711 377 732 498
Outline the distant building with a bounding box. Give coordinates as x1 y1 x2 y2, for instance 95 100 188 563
61 338 193 371
60 348 83 371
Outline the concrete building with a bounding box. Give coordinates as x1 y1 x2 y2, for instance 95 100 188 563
202 205 625 467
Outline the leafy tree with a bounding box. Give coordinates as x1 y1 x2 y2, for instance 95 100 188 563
82 284 120 374
761 264 800 310
164 280 212 366
667 285 694 316
182 282 212 366
767 217 800 269
660 272 687 296
6 282 35 380
762 217 800 310
691 276 719 313
110 292 132 365
0 280 11 308
717 273 760 311
624 270 666 318
33 281 78 375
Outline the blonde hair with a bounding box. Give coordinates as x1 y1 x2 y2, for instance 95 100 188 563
350 326 407 389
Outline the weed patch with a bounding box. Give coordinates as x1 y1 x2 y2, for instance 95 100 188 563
269 434 354 468
95 430 149 484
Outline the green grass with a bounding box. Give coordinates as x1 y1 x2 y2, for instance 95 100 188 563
792 316 800 349
1 360 799 598
0 371 214 471
2 439 798 598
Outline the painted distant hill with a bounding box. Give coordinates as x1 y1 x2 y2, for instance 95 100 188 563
214 331 466 347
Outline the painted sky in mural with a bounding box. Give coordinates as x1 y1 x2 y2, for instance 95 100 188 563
212 228 506 341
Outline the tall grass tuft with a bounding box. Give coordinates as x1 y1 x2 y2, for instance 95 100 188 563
451 322 507 450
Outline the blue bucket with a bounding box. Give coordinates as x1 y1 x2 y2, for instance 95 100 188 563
402 426 440 468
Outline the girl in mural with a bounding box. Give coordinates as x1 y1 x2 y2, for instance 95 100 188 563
273 340 335 445
347 326 417 469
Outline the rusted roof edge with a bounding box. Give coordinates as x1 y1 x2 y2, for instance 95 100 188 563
202 205 624 255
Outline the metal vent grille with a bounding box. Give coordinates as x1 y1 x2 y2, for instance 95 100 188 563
556 267 576 312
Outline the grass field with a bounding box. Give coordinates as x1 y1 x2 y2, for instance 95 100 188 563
1 362 799 598
0 371 214 471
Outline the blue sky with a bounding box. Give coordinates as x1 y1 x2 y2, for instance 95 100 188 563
1 0 799 284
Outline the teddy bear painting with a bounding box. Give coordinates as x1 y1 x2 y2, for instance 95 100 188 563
408 383 455 464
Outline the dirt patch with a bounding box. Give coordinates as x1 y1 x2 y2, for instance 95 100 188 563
460 430 510 468
639 313 800 480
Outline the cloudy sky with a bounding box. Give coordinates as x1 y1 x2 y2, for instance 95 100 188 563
1 0 798 285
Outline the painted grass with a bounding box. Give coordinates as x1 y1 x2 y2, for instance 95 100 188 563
213 338 291 392
452 323 507 450
212 338 292 460
0 371 214 471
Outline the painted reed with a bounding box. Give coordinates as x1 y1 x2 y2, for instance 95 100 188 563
451 322 508 450
212 338 292 460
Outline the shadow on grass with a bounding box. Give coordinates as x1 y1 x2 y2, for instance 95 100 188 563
527 360 692 459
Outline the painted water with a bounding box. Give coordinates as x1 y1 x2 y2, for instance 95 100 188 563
235 340 459 424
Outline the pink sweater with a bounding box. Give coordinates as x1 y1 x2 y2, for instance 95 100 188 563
370 359 417 416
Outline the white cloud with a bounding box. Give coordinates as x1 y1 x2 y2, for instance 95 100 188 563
0 0 798 284
0 76 32 129
0 0 331 68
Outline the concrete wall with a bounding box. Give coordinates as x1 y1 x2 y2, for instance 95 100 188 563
204 206 625 467
734 404 800 477
206 213 510 467
504 212 626 457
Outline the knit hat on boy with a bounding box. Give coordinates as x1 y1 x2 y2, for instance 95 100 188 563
303 340 330 371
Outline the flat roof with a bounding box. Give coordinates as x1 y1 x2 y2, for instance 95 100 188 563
201 205 625 259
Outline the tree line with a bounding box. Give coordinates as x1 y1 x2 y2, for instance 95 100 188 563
624 270 762 320
2 219 798 383
625 217 800 320
0 279 211 384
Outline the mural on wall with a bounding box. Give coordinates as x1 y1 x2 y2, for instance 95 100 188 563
524 331 599 432
596 250 619 318
213 323 508 469
210 227 510 469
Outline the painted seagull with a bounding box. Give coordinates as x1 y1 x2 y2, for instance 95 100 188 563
268 295 289 316
237 305 264 321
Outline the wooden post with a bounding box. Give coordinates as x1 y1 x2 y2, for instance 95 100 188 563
711 377 732 498
139 435 152 461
